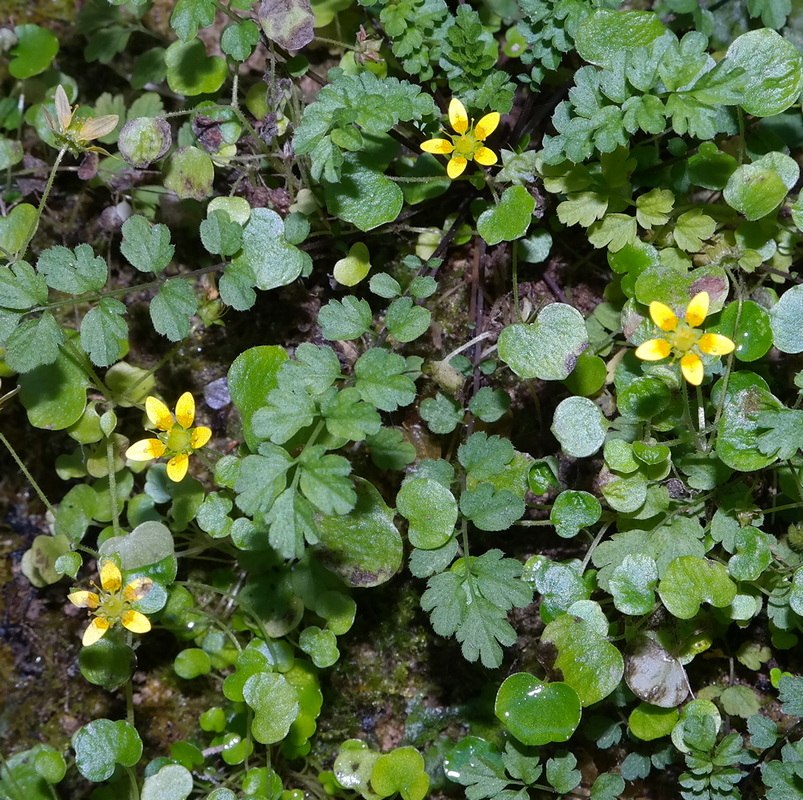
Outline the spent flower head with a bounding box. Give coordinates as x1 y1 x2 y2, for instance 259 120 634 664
420 98 499 179
68 560 152 647
635 291 735 385
44 85 119 157
125 392 212 482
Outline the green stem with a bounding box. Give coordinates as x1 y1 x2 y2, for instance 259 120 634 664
124 765 140 800
580 523 610 573
15 146 67 261
106 435 122 537
0 430 57 517
512 240 523 323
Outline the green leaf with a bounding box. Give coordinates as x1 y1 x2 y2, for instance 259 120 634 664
551 396 607 457
324 157 403 231
169 0 215 38
315 478 403 587
673 209 717 251
396 479 458 549
5 312 65 372
495 673 582 746
0 203 37 258
319 386 381 441
575 9 666 68
199 210 243 257
550 490 601 538
253 388 315 444
588 214 638 252
657 556 737 619
141 764 193 800
721 685 761 719
233 447 293 516
546 752 581 794
443 737 509 799
9 24 59 79
174 648 212 679
231 208 310 291
628 703 679 741
365 428 417 470
609 554 658 615
778 675 803 716
0 137 23 170
37 244 107 293
280 343 341 396
354 349 417 411
386 297 431 343
748 714 778 750
469 387 510 422
498 303 589 381
150 279 198 341
80 297 127 367
770 285 803 354
369 272 402 299
73 719 142 781
458 432 515 481
298 446 355 515
243 672 300 744
636 189 674 228
540 613 624 706
221 19 260 61
162 146 214 201
460 482 525 531
756 409 803 460
711 300 772 362
333 242 372 286
591 773 627 800
724 28 803 117
228 345 289 450
477 186 535 245
165 39 227 96
422 551 532 667
299 626 339 668
420 392 464 434
724 160 792 221
714 371 781 472
318 296 373 340
0 260 48 309
371 748 429 800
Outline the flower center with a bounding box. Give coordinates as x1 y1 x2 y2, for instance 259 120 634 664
98 592 126 621
167 426 192 453
670 324 701 354
453 131 479 159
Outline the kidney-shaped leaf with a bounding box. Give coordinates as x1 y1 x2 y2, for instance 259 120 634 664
73 719 142 782
658 556 736 619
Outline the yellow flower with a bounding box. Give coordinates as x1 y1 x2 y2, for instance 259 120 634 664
635 291 735 386
125 392 212 481
420 98 499 179
68 560 153 647
44 85 119 158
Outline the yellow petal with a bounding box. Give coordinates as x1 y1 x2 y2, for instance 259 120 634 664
175 392 196 429
686 291 709 327
190 426 212 449
124 577 153 602
635 338 672 361
82 617 110 647
146 396 174 431
681 353 704 385
125 438 167 461
166 453 189 482
448 98 469 135
122 609 151 635
698 332 735 356
420 138 454 155
474 112 500 140
68 590 100 609
473 146 497 166
447 156 468 179
649 301 678 332
100 560 122 593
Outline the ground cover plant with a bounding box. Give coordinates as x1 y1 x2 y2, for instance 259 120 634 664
2 0 803 797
